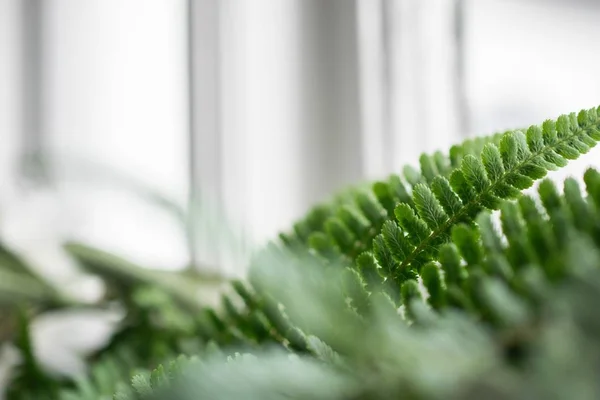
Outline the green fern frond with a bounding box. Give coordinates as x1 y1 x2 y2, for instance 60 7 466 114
277 108 600 307
6 106 600 400
419 167 600 327
281 127 514 257
100 107 600 400
374 108 599 282
195 107 600 364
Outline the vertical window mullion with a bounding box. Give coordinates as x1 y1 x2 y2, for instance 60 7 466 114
20 0 47 186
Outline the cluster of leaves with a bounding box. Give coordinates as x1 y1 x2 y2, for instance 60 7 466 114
0 242 231 399
3 106 600 399
115 165 600 400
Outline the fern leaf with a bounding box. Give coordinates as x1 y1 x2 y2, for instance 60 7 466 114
325 218 356 255
370 107 600 282
430 176 464 217
394 204 432 248
419 154 439 183
403 165 423 187
356 252 383 288
372 234 400 277
413 184 449 231
421 262 445 310
584 168 600 209
405 168 600 329
438 243 464 286
451 224 483 268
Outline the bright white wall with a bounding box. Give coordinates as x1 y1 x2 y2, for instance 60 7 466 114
466 0 600 183
467 0 600 132
43 0 190 269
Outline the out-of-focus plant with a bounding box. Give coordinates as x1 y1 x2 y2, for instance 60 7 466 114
2 106 600 399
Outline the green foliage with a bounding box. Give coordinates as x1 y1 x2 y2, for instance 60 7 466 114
3 105 600 399
284 108 600 295
118 163 600 400
6 311 61 400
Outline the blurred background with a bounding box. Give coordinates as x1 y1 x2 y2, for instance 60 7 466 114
1 0 600 278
